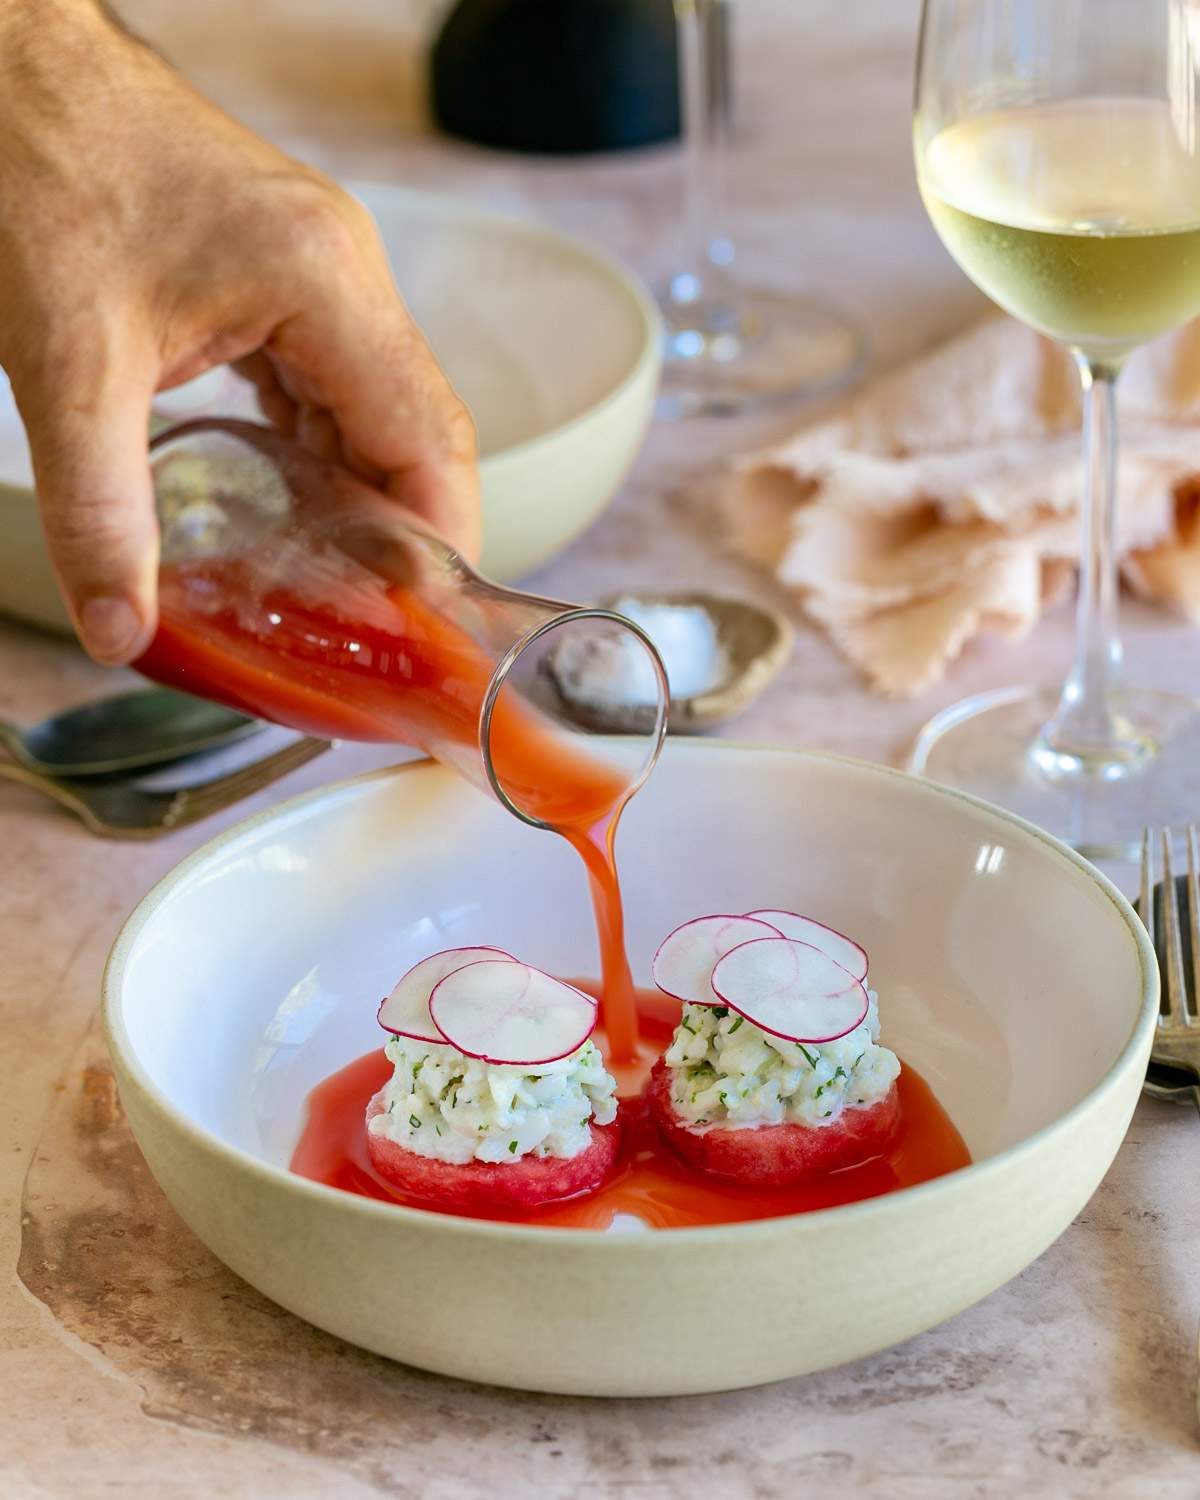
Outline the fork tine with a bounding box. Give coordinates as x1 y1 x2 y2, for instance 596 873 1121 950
1187 825 1200 1022
1162 830 1190 1027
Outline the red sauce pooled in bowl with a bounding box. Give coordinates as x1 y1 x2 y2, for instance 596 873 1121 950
290 986 970 1230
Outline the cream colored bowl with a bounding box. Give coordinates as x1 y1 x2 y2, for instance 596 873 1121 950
102 743 1156 1397
0 183 661 633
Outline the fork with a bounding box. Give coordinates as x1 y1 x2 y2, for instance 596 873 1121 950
0 735 330 839
1140 827 1200 1114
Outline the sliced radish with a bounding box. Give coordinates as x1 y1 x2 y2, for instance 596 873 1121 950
711 938 869 1043
651 914 784 1006
377 947 516 1042
429 960 598 1065
745 910 868 983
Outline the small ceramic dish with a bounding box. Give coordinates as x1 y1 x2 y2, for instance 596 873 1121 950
103 742 1156 1397
547 591 794 734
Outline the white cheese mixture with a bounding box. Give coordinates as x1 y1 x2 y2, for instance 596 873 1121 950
664 997 900 1131
369 1033 619 1165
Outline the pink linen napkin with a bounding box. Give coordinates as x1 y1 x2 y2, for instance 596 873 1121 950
724 316 1200 696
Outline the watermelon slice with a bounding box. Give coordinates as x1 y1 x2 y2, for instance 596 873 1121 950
365 1090 620 1211
648 1060 899 1186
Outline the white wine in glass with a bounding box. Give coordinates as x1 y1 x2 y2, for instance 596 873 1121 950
912 1 1200 858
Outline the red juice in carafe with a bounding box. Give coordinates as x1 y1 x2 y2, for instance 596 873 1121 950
136 553 646 1058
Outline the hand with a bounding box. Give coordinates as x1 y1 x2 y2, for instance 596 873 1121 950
0 0 480 665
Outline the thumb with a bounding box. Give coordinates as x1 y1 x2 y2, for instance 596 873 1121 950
15 357 159 665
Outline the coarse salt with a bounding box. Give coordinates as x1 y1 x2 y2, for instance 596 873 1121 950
552 596 729 710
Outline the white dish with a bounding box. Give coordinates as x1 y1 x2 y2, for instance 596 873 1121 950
0 182 661 634
102 742 1156 1397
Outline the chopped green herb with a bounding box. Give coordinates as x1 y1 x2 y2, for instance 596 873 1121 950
679 1018 696 1035
508 1140 519 1155
719 1092 728 1106
728 1017 744 1033
833 1066 847 1082
799 1045 818 1069
695 1117 709 1125
411 1057 426 1081
853 1052 865 1070
408 1114 422 1130
435 1124 443 1137
711 1006 729 1020
450 1090 459 1109
823 1109 833 1117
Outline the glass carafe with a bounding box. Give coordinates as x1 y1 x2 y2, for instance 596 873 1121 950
137 419 668 833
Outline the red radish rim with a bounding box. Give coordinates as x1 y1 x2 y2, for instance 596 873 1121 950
744 909 869 983
376 945 518 1042
428 960 599 1065
711 938 870 1044
651 913 785 1006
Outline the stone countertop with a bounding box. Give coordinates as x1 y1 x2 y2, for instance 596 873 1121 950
3 2 1200 1495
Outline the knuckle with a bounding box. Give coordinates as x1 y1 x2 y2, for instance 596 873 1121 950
279 178 375 270
41 496 136 558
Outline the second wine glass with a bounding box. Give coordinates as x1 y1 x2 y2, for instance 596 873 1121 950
658 0 863 418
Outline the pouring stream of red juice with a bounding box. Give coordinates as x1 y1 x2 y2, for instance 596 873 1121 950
137 556 648 1061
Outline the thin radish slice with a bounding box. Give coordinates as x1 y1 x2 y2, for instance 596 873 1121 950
429 960 598 1065
712 938 870 1043
652 914 784 1005
745 909 868 983
377 947 517 1042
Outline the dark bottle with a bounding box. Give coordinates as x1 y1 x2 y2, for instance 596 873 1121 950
431 0 681 156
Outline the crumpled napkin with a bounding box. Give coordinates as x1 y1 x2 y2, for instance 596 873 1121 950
723 316 1200 696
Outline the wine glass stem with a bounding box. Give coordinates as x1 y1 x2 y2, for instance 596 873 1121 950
1040 357 1148 772
671 0 736 315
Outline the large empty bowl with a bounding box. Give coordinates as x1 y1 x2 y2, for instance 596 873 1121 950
0 183 661 633
103 743 1155 1397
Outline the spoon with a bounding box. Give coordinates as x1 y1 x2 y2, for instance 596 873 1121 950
0 687 262 777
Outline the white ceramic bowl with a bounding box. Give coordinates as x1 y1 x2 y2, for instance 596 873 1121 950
103 743 1156 1397
0 183 661 633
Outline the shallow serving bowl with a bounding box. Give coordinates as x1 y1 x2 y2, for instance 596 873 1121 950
102 743 1156 1398
0 182 660 633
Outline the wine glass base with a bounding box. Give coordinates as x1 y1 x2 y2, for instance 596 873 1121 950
907 684 1200 860
656 286 865 419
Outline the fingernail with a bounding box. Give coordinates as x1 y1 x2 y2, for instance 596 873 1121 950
78 595 146 664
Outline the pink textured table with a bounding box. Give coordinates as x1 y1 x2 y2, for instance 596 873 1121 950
3 3 1199 1495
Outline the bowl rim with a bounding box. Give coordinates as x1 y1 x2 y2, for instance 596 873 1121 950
345 179 663 477
102 741 1158 1250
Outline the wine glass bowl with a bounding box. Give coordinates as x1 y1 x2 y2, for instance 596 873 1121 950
910 0 1200 857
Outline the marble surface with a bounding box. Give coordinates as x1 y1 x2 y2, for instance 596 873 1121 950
4 1 1200 1494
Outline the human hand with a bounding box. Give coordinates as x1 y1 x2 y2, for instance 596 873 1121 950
0 0 480 664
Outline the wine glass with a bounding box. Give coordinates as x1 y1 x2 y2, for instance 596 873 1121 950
658 0 864 418
911 0 1200 858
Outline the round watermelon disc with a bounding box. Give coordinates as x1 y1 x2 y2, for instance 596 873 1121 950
365 1090 620 1212
648 1059 899 1187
